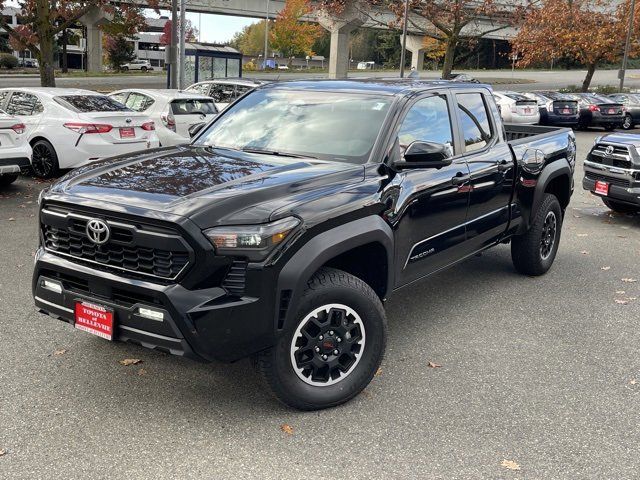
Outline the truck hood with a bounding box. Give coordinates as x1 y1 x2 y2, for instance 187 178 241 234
49 145 366 226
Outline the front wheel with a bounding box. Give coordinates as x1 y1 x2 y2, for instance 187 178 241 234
141 66 147 72
255 268 387 410
622 114 634 130
603 198 639 214
511 193 563 276
0 174 18 186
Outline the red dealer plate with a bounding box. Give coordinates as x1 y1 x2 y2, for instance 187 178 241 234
594 180 609 196
562 109 571 114
607 108 616 114
119 127 135 138
75 302 114 341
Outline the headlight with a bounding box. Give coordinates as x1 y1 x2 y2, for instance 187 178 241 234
203 217 300 261
37 187 48 206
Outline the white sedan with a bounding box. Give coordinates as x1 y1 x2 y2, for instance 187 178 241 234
493 91 541 125
185 79 266 111
0 88 160 178
108 89 218 146
0 109 32 186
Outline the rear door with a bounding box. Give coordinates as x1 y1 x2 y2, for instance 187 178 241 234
169 98 218 137
394 92 471 286
453 90 514 252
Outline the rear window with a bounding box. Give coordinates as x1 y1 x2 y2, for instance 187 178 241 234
170 99 218 115
55 95 131 112
504 93 531 102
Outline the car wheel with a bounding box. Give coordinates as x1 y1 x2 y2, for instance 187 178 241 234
255 267 387 410
31 139 59 179
122 66 129 72
0 174 18 186
511 193 563 276
622 114 633 130
141 66 147 72
603 198 639 214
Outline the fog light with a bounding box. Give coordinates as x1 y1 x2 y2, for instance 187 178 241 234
42 279 62 294
138 307 164 322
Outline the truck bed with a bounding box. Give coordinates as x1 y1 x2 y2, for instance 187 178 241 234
505 124 571 144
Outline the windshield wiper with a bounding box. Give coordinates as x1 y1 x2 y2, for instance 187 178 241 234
241 147 317 159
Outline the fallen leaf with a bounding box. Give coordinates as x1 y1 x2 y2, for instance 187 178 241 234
622 278 637 283
280 424 294 435
573 214 581 218
375 367 383 376
577 233 588 237
580 250 589 255
53 348 67 356
118 358 142 366
137 368 147 376
428 361 442 368
616 290 626 295
617 235 627 238
615 299 629 305
601 266 611 271
8 218 15 221
501 459 520 471
629 297 637 301
0 449 6 456
630 379 637 385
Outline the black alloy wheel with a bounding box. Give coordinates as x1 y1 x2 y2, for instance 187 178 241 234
31 140 59 179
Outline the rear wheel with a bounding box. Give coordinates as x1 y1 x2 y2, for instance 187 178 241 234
31 139 59 179
255 268 387 410
511 193 563 276
0 174 18 186
622 114 634 130
121 66 129 72
603 198 639 214
141 66 148 72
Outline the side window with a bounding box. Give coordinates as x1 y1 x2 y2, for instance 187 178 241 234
455 93 493 152
397 95 454 154
125 93 154 112
188 83 210 95
0 90 10 108
6 92 43 116
110 92 129 105
234 85 251 100
210 84 235 103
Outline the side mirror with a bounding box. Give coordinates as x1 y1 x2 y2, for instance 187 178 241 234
189 122 206 138
395 141 453 169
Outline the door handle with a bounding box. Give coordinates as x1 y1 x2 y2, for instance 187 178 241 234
496 159 511 172
451 174 469 185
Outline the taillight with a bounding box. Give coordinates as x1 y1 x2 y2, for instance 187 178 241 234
141 122 155 131
510 104 518 113
11 123 25 134
161 112 176 132
64 123 112 134
589 105 600 112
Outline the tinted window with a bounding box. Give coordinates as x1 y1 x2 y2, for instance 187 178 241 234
0 90 10 107
235 85 252 98
170 99 217 115
125 93 155 112
56 95 131 112
210 84 235 103
456 93 492 152
6 92 43 116
398 95 453 153
195 89 392 163
504 93 529 102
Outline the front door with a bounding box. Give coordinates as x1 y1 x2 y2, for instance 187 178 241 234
393 93 471 287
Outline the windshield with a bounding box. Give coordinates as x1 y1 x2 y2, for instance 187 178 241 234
193 89 393 163
171 98 218 115
56 95 131 113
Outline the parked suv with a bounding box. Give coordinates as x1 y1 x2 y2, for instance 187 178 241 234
33 80 576 410
121 60 153 72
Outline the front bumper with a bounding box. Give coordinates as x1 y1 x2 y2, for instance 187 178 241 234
33 248 278 362
582 161 640 206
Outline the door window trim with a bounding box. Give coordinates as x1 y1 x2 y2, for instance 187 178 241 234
451 89 500 158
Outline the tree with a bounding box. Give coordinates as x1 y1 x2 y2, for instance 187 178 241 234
340 0 527 78
105 34 135 71
513 0 639 91
270 0 322 65
159 19 198 46
422 37 447 66
0 1 154 87
230 20 268 56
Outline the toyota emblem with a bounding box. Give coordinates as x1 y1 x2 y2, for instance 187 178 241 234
604 145 614 156
86 219 110 245
125 118 132 124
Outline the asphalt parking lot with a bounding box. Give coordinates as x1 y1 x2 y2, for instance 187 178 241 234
0 130 638 479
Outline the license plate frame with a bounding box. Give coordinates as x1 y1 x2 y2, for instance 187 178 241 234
119 127 135 139
594 180 610 196
74 301 114 341
607 108 616 115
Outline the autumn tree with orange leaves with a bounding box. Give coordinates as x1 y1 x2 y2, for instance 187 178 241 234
0 0 154 86
513 0 640 92
270 0 323 66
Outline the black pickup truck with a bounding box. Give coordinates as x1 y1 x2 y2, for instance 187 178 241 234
33 80 576 410
583 133 640 213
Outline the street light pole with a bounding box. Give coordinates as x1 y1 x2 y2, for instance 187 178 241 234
619 0 636 91
399 0 409 78
169 0 178 88
179 0 186 89
263 0 270 70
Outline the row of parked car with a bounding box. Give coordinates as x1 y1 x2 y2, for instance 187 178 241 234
0 78 264 184
493 90 639 131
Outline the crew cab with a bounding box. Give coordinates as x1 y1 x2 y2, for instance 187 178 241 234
33 80 576 410
583 133 640 213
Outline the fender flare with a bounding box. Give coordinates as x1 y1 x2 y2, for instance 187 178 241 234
531 158 572 218
275 215 394 332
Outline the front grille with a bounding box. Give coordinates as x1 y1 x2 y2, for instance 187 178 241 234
590 144 632 168
585 172 632 187
222 260 248 297
41 205 192 283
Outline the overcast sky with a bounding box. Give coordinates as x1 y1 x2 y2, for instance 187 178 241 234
152 10 258 44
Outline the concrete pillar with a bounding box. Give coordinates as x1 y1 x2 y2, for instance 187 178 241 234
317 2 367 79
401 34 426 71
80 7 112 73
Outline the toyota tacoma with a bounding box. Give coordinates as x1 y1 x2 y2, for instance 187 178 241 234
33 80 576 410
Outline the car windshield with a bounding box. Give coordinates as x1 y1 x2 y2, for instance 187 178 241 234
171 98 218 115
193 89 393 163
56 95 131 112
